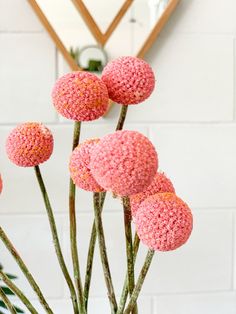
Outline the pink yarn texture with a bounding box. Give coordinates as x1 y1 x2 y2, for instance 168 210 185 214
69 139 104 192
90 130 158 196
135 193 193 251
130 172 175 218
101 56 155 105
6 123 53 167
0 175 2 194
52 72 109 121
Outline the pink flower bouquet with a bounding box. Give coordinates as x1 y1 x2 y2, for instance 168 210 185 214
0 56 193 314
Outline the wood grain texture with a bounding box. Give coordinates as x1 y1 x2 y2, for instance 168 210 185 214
28 0 181 115
137 0 181 58
27 0 81 71
103 0 134 44
71 0 104 45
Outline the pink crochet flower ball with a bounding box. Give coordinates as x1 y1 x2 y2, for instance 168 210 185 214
130 172 175 218
101 56 155 105
69 138 104 192
135 193 193 251
90 130 158 196
6 123 53 167
0 175 2 194
52 71 109 121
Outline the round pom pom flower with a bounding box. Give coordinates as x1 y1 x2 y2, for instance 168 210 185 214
130 172 175 218
6 123 53 167
69 138 104 192
135 193 193 251
90 130 158 196
52 71 109 121
101 56 155 105
0 175 2 194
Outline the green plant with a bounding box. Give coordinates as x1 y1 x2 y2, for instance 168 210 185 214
0 263 24 314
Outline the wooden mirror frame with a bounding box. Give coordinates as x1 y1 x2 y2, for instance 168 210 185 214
27 0 180 71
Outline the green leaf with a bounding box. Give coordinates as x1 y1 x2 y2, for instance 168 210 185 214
0 300 7 309
14 305 24 313
0 287 14 296
5 273 17 280
0 300 24 313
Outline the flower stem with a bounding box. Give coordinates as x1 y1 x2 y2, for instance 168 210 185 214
84 103 128 311
34 165 79 314
116 105 128 131
0 286 17 314
69 121 86 313
122 197 137 314
0 269 38 314
93 192 117 314
0 226 53 314
84 192 106 310
117 234 140 314
123 250 155 314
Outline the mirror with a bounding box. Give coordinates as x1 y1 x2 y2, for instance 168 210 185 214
28 0 180 71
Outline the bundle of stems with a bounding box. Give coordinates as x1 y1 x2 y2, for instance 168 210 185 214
0 105 155 314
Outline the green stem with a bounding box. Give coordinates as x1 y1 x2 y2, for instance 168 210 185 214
69 121 86 314
0 270 38 314
117 233 140 313
84 103 129 311
116 105 128 131
123 250 155 314
84 192 106 310
0 227 52 314
93 192 117 314
84 102 129 302
0 286 17 314
122 197 137 314
34 166 79 314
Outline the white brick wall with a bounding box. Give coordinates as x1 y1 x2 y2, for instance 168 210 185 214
0 0 235 313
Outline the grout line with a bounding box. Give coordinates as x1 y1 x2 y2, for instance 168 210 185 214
53 48 60 124
27 289 236 301
1 207 236 216
233 38 236 121
2 121 236 127
231 212 235 290
150 296 155 314
0 30 43 34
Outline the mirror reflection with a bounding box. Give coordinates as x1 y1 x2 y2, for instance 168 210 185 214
36 0 171 72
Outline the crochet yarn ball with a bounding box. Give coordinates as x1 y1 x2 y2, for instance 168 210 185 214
90 130 158 196
0 175 2 194
135 193 193 251
52 71 109 121
130 172 175 218
101 56 155 105
6 123 53 167
69 138 104 192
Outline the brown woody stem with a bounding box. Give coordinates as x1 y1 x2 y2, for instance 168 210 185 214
34 165 79 314
69 121 86 314
0 227 52 314
123 250 155 314
116 105 129 131
0 286 17 314
122 197 137 314
84 192 106 310
93 192 117 314
0 270 38 314
117 233 140 313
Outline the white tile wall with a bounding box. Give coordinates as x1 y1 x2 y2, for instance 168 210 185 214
0 0 236 313
154 292 236 314
0 0 43 32
0 33 56 123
